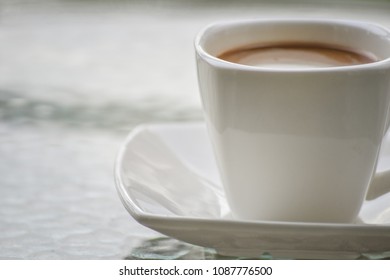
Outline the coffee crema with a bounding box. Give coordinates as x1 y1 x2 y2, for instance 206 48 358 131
218 44 377 69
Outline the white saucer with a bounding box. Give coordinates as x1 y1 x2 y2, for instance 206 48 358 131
115 122 390 259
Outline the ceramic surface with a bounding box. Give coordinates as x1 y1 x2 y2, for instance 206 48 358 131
195 19 390 223
115 123 390 259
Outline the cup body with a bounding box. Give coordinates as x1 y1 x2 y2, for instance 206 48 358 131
195 19 390 223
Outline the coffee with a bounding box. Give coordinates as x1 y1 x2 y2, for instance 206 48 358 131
218 44 377 68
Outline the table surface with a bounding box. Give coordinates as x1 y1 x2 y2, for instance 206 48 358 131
1 0 390 260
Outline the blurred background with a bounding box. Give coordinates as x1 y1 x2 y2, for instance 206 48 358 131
1 0 390 259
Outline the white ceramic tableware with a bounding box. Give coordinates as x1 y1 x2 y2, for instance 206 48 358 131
114 123 390 259
195 19 390 223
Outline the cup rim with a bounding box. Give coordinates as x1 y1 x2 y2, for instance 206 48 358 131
194 18 390 73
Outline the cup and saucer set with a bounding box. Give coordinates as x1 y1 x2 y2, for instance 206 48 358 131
115 19 390 259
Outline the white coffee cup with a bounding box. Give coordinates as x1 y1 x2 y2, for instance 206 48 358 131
195 19 390 223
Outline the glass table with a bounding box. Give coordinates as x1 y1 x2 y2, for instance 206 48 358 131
1 0 390 260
